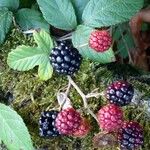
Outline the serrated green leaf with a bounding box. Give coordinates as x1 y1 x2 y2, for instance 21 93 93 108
0 103 33 150
33 29 53 53
71 0 89 23
37 0 77 30
7 30 53 80
7 46 45 71
38 57 53 80
0 8 13 45
15 8 49 32
0 0 19 11
82 0 144 28
72 25 115 63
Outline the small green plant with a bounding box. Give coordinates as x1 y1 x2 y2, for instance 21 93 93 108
7 29 54 80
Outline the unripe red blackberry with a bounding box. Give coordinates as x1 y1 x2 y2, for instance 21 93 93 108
106 80 134 106
97 104 124 132
89 30 112 52
118 121 144 150
73 118 91 137
55 108 82 135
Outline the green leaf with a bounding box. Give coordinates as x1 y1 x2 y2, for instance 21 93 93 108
37 0 77 30
15 8 49 32
82 0 144 28
0 8 13 45
0 0 19 11
7 30 54 80
38 57 53 80
72 25 115 63
7 46 46 71
114 23 135 58
71 0 89 23
118 33 134 58
33 29 53 53
0 103 33 150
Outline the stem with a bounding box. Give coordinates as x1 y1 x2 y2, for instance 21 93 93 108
58 81 72 110
86 92 105 99
57 36 72 41
68 76 99 123
76 43 88 49
56 33 73 41
65 80 72 96
30 93 35 103
60 33 72 39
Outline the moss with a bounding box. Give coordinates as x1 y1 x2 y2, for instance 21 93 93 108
0 28 150 150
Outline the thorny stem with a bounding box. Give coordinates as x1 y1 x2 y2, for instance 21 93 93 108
68 76 99 123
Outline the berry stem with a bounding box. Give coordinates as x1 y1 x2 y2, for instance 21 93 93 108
86 91 105 99
77 43 88 49
57 33 72 41
65 80 72 96
68 76 99 123
57 82 72 110
56 37 72 41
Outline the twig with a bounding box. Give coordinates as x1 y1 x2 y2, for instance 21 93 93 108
67 76 99 123
86 91 105 99
30 93 35 103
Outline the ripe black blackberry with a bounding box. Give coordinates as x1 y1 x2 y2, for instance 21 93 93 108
118 121 144 150
39 110 60 137
106 80 134 106
50 41 82 76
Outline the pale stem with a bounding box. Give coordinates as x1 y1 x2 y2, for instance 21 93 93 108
58 81 72 110
76 43 88 49
57 33 73 41
57 36 72 41
67 76 99 123
86 91 105 99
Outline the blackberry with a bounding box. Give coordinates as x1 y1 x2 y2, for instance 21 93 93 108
39 110 60 137
50 41 82 76
97 104 123 132
118 121 144 150
106 80 134 106
55 108 82 135
89 30 112 52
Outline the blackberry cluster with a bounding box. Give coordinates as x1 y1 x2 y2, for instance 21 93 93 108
106 80 134 106
118 122 144 150
39 110 60 137
50 41 82 76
